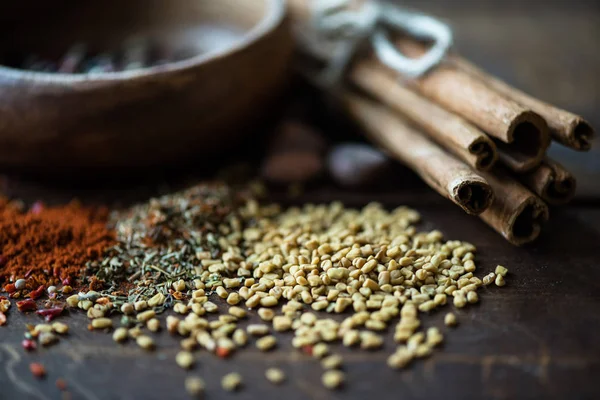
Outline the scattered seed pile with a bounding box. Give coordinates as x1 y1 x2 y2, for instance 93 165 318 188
2 183 508 396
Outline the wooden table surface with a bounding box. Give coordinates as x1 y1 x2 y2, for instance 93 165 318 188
1 1 599 399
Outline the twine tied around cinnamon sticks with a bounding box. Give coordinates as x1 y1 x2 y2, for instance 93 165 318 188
312 0 452 83
289 0 595 246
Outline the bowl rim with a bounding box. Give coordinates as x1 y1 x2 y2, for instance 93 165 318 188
0 0 287 84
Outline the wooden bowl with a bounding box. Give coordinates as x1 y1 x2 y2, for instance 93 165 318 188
0 0 292 169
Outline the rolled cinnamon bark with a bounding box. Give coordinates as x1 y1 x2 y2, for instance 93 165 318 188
351 59 498 171
393 40 550 173
479 170 549 246
285 0 551 173
451 58 594 151
342 91 494 215
519 158 576 206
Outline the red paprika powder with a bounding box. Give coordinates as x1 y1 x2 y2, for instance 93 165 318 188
0 197 115 290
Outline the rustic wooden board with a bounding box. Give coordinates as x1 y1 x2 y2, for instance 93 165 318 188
1 1 599 399
1 200 600 400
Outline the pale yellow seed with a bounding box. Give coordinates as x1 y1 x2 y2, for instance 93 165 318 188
273 316 292 332
233 329 248 346
222 373 242 391
322 370 344 389
51 322 69 334
120 303 134 315
265 368 285 384
482 272 496 285
148 293 166 307
176 351 195 369
174 303 189 315
343 330 360 347
227 292 241 305
312 342 329 358
311 300 329 311
212 286 227 299
495 274 506 287
137 310 156 322
256 335 277 351
453 294 467 308
147 318 161 332
112 327 128 343
134 300 148 311
66 294 79 308
260 296 278 307
91 318 112 329
467 291 479 304
258 308 275 321
185 376 205 397
128 326 142 339
495 265 508 276
444 312 458 327
321 354 343 370
247 324 269 336
173 279 187 292
229 306 246 318
136 335 155 350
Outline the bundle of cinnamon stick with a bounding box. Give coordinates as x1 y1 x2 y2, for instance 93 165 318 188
288 0 594 245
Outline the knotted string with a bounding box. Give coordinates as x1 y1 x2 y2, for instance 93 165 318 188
311 0 453 86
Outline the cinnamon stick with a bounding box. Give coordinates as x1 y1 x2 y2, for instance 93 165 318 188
519 158 576 206
342 91 493 215
351 59 498 171
392 39 550 173
451 58 594 151
479 170 549 246
286 0 552 172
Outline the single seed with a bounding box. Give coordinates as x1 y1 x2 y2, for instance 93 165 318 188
91 318 112 330
51 322 69 334
216 286 228 298
313 342 329 358
148 293 165 307
453 294 467 308
444 312 458 327
260 296 278 307
39 332 58 346
495 274 506 287
322 370 344 389
265 368 285 384
222 372 242 391
147 318 161 332
467 291 479 304
113 327 128 342
121 303 134 315
272 315 292 332
258 308 275 321
233 329 248 346
136 335 155 350
176 351 195 369
256 335 277 351
495 265 508 276
137 310 156 322
185 376 205 397
173 279 187 292
321 354 343 369
134 300 148 311
247 324 269 336
227 292 241 305
228 306 246 318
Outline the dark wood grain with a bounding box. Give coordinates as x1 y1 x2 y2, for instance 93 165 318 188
1 199 599 400
1 1 599 399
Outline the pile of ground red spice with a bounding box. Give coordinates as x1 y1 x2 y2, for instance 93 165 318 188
0 197 115 292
